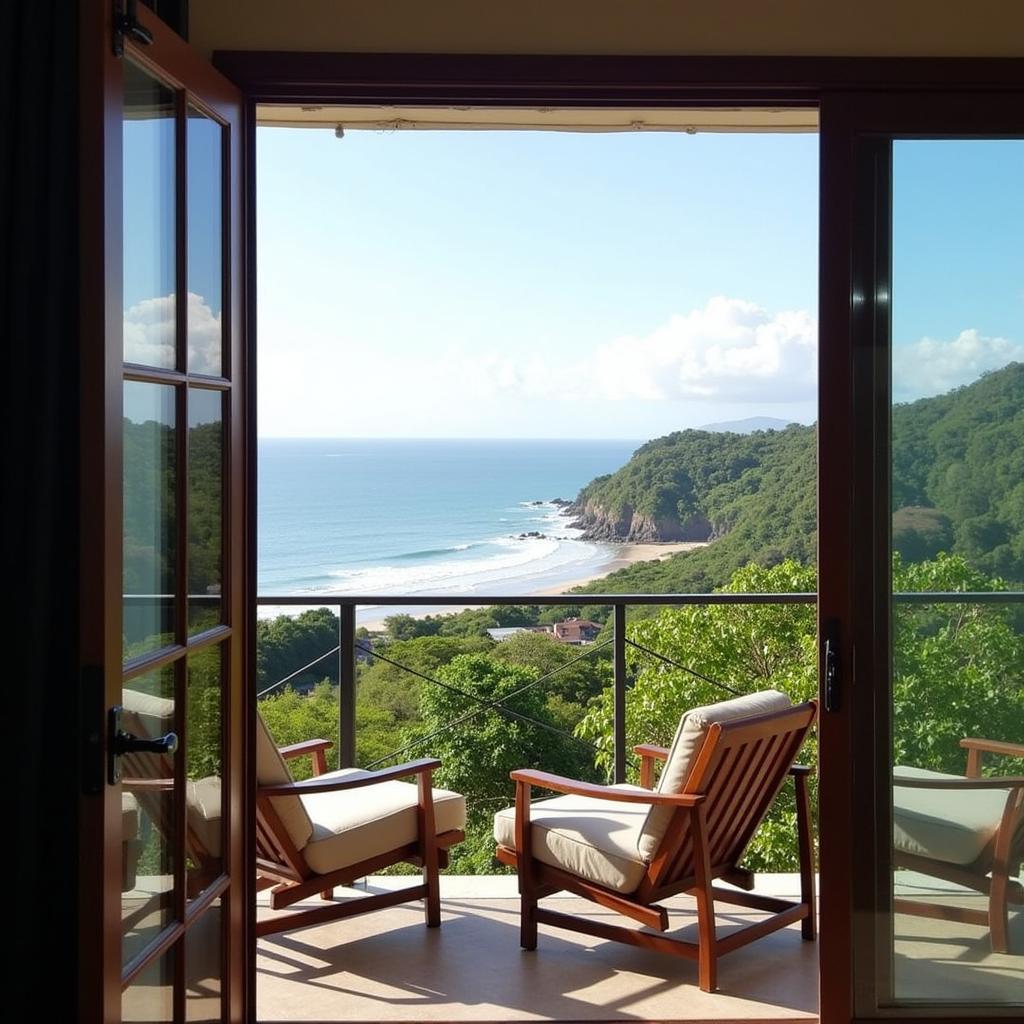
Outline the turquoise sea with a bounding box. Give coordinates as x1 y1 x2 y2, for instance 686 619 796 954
258 438 639 617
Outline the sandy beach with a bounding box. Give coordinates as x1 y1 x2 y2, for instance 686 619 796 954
357 541 707 630
529 541 707 595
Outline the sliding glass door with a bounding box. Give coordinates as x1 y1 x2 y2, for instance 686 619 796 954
818 92 1023 1022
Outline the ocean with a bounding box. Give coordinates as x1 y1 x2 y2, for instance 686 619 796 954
258 438 639 619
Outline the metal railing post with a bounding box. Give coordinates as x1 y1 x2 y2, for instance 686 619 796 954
613 602 627 783
339 602 357 767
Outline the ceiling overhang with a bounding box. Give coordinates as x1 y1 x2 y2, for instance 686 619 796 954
256 103 818 133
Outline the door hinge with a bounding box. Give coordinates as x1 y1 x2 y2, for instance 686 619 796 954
113 0 154 57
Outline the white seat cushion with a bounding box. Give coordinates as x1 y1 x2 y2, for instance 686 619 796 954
639 689 792 860
122 791 140 839
301 769 466 876
494 785 651 895
893 766 1010 866
256 713 314 851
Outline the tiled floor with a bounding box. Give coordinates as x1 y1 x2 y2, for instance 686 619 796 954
892 872 1024 1004
257 874 820 1021
257 873 1023 1021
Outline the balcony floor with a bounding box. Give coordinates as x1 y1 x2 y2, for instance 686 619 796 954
257 872 1023 1021
257 874 819 1022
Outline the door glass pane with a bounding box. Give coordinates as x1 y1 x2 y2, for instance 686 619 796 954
122 664 179 966
890 139 1024 1006
188 388 223 634
187 107 224 376
186 899 223 1022
186 646 223 897
124 381 178 658
123 945 176 1024
123 61 176 369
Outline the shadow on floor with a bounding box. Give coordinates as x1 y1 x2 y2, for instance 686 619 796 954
257 892 819 1021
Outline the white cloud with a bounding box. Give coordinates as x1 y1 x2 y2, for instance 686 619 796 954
124 294 175 367
588 297 816 402
186 293 223 375
442 296 817 405
123 292 222 374
893 329 1023 402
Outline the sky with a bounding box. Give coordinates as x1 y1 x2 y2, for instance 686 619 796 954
892 140 1024 402
123 124 1020 439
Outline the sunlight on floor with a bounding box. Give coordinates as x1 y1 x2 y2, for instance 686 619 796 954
257 875 819 1021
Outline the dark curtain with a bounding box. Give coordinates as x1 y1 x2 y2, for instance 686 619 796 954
0 2 81 1011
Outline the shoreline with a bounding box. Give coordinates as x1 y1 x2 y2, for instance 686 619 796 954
357 541 707 630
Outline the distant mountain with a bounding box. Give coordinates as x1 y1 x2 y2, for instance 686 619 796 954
698 416 794 433
570 362 1024 593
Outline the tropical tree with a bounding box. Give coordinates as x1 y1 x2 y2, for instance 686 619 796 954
417 653 598 872
575 555 1024 872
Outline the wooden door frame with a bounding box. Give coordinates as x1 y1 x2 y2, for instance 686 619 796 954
78 3 250 1020
71 41 1024 1023
215 50 1021 1024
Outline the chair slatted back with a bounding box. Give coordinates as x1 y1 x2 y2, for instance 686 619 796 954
644 701 816 895
121 703 227 883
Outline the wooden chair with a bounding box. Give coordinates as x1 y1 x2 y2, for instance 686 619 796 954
494 690 817 992
120 688 467 934
120 688 224 897
893 736 1024 952
255 713 466 937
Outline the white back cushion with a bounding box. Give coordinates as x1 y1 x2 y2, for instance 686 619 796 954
637 689 792 861
122 687 175 737
256 713 314 851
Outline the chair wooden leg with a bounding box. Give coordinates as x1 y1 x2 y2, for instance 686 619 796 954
514 777 539 949
417 774 441 928
989 871 1010 953
795 769 817 941
423 842 441 928
520 889 538 950
690 804 718 993
320 888 334 901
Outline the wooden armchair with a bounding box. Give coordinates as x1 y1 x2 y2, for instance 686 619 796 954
494 690 817 992
255 713 466 937
893 736 1024 952
119 689 467 934
119 688 223 897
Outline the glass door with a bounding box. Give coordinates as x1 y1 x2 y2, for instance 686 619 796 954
79 5 248 1021
818 93 1024 1023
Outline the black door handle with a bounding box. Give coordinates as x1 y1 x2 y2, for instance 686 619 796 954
113 729 179 757
108 705 178 784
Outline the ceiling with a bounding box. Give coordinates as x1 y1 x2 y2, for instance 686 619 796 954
256 104 819 133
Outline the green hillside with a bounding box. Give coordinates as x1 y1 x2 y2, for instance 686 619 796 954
572 362 1024 593
892 361 1024 581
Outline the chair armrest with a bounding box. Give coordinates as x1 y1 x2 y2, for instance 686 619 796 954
278 738 334 759
960 736 1024 776
960 737 1024 758
510 768 705 807
893 775 1024 790
278 738 334 776
633 743 669 760
260 757 441 797
123 777 173 791
634 743 670 789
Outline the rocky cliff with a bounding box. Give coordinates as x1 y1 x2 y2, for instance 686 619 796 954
568 501 713 543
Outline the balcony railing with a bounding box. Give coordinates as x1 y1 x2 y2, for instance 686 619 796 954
253 589 1024 783
256 592 818 780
